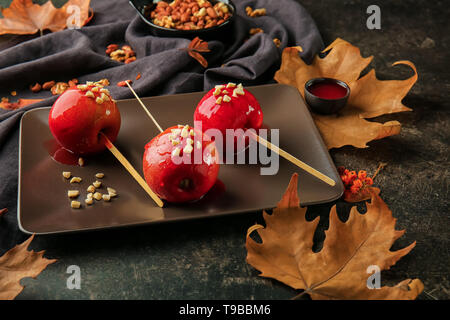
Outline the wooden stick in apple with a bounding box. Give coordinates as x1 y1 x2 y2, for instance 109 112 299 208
125 81 163 133
102 133 164 207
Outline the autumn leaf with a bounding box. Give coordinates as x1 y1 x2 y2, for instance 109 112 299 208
0 0 93 35
246 173 424 300
274 39 418 149
0 98 43 110
183 37 211 68
0 235 56 300
344 186 380 203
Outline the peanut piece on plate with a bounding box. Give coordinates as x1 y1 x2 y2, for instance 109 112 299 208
62 171 71 179
68 190 79 198
85 198 93 205
102 194 111 202
93 192 102 201
70 177 82 183
95 173 105 179
78 157 85 167
107 187 117 197
93 180 102 188
87 185 96 193
71 201 81 209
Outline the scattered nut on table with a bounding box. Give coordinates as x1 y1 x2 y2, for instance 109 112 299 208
87 185 96 193
95 173 105 179
62 171 71 179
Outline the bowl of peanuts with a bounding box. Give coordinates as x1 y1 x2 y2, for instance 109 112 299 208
130 0 235 39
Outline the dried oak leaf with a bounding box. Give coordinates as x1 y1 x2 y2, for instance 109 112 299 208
183 37 211 68
0 235 56 300
274 38 418 149
246 173 424 300
0 0 93 35
0 98 43 110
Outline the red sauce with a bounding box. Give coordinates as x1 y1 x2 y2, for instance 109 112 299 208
308 82 348 100
44 139 81 166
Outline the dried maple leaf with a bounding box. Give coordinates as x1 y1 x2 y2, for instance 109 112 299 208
274 39 418 149
0 235 56 300
183 37 211 68
246 173 424 300
0 98 43 110
0 0 93 35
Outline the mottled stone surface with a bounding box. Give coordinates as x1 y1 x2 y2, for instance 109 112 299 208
3 0 449 300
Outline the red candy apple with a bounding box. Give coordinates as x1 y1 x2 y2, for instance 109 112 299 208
143 125 219 203
49 83 121 155
193 83 263 151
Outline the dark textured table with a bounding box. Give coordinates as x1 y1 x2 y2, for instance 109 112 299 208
2 0 449 300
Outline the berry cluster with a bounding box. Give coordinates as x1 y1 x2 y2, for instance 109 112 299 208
338 167 374 198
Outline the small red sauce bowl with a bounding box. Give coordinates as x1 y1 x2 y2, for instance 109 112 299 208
304 78 350 115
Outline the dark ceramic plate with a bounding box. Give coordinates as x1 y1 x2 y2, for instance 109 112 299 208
18 84 344 235
129 0 236 39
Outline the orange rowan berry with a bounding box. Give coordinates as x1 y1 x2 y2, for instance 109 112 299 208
358 170 367 180
365 177 374 185
347 171 357 181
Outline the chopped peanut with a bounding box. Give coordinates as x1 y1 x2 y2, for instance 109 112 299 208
62 171 71 179
68 190 79 198
93 180 102 188
102 194 111 202
107 187 117 197
95 173 105 179
87 185 96 193
70 177 82 183
71 200 81 209
85 198 93 205
78 157 85 167
93 192 102 201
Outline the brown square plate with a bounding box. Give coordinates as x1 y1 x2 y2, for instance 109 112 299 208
18 84 344 235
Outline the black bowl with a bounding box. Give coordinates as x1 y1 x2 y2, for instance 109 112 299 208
304 78 350 115
129 0 236 40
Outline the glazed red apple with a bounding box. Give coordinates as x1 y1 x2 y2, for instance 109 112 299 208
49 83 121 155
143 125 219 203
193 83 263 151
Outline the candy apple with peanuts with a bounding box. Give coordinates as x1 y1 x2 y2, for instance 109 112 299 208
143 124 220 203
48 82 121 155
